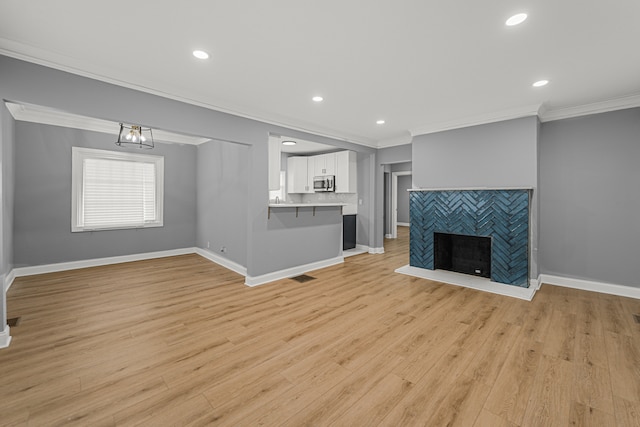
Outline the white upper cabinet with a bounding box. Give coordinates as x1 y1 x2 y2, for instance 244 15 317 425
287 151 356 194
335 150 357 193
312 153 336 176
287 156 313 193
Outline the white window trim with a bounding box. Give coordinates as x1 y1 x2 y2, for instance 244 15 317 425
71 147 164 232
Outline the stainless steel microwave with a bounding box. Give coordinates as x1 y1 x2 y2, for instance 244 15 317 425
313 175 335 192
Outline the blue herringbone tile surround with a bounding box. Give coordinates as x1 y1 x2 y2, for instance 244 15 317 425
409 189 530 287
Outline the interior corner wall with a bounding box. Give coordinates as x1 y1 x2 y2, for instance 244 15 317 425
13 122 197 267
356 152 372 247
539 107 640 288
1 101 16 331
411 116 539 279
196 139 249 267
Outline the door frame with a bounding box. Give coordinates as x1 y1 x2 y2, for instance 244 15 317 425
390 171 411 239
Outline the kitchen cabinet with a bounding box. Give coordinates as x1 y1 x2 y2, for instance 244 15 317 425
343 214 356 250
312 153 336 176
288 151 356 194
287 156 313 193
335 150 357 193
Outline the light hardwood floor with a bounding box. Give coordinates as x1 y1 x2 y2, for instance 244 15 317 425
2 226 640 426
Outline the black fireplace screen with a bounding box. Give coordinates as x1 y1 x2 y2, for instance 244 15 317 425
434 232 491 278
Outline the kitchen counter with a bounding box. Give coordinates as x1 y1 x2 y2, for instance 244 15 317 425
267 202 347 219
268 202 347 208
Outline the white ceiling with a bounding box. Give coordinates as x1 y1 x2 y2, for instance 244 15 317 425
1 1 639 148
276 135 336 155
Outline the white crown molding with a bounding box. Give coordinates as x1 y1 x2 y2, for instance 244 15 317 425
410 104 542 137
5 102 211 145
0 44 378 149
376 132 413 149
4 42 639 150
538 93 640 123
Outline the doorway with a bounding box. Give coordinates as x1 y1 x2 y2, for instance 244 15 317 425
390 171 411 239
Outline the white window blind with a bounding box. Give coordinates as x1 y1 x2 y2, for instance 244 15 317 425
72 147 164 232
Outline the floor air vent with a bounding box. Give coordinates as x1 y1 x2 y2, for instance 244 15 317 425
290 274 316 283
634 314 640 324
8 317 21 327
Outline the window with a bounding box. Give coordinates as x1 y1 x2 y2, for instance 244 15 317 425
72 147 164 232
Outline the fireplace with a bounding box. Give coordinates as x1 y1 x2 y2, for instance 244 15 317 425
434 233 491 278
409 189 531 287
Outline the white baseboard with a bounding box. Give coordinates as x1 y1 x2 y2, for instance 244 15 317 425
0 326 11 349
11 248 197 278
529 277 541 291
4 270 16 293
245 256 344 287
539 274 640 300
384 234 393 239
369 247 385 254
343 247 368 258
195 248 247 276
397 222 410 227
356 244 370 252
395 265 537 301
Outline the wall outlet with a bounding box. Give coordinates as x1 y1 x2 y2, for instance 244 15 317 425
220 246 227 253
207 241 210 248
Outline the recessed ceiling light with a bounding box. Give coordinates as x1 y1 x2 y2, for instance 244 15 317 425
376 120 385 125
506 13 528 26
282 140 297 146
192 50 209 59
532 79 549 87
312 96 324 102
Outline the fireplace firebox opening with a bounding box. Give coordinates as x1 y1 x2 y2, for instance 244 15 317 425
434 232 491 278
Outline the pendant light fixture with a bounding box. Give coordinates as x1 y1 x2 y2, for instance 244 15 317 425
115 123 154 149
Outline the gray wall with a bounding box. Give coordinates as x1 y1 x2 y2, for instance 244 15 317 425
376 144 412 248
13 122 197 266
378 144 411 165
0 55 376 279
356 152 372 246
411 117 539 278
390 161 412 173
397 174 411 224
412 117 538 189
197 139 249 267
539 107 640 287
1 102 16 332
383 172 390 235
